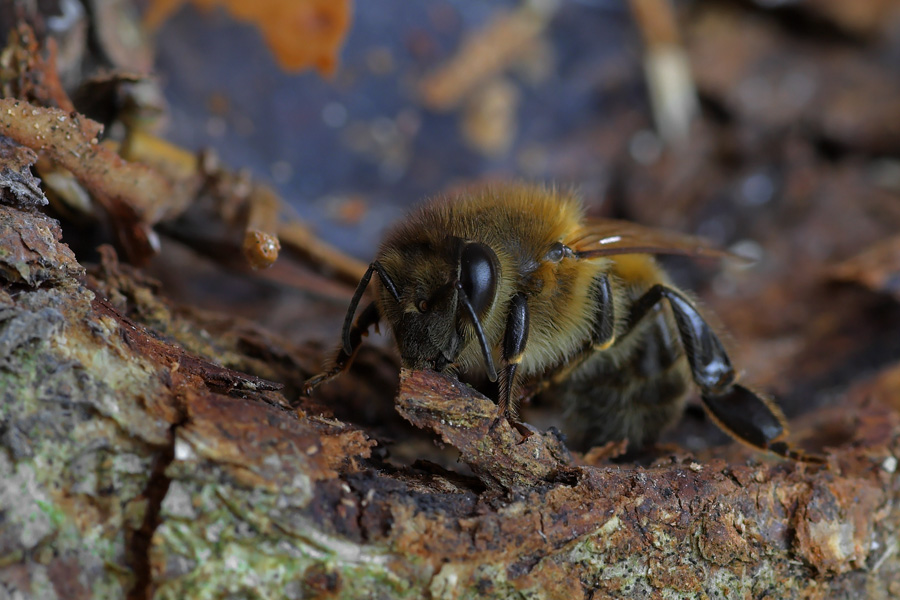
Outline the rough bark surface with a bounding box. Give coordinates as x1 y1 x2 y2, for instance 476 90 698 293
1 193 899 598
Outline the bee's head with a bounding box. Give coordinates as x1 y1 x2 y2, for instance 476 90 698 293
354 238 499 379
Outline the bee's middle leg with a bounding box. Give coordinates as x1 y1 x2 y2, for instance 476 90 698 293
628 284 791 455
494 274 616 435
523 273 617 402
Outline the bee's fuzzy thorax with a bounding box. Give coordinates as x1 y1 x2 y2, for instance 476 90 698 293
378 183 599 375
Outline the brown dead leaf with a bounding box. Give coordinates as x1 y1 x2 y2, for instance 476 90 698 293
144 0 353 75
829 235 900 301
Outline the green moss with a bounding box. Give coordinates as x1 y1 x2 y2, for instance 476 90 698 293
35 499 66 529
150 474 422 600
0 311 163 598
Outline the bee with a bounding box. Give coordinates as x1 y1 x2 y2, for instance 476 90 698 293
305 183 806 459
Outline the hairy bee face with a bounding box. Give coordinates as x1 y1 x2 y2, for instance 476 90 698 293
383 268 462 372
375 237 501 375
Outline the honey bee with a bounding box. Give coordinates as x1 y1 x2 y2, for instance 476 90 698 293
305 183 806 459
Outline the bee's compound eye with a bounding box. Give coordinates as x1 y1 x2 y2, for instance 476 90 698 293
460 242 498 315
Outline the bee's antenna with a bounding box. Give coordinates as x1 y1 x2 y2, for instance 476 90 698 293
342 262 401 353
455 281 498 382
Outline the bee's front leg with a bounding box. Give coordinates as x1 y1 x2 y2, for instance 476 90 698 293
495 292 529 427
628 284 815 460
302 301 380 396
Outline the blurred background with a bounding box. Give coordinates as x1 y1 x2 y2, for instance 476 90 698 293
146 0 648 257
144 0 900 255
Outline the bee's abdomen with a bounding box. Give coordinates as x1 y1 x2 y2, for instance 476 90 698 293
555 311 691 451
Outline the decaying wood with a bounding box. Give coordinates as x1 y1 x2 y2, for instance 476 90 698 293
1 174 899 598
0 100 186 222
0 135 47 209
0 97 192 263
0 23 75 112
396 369 578 490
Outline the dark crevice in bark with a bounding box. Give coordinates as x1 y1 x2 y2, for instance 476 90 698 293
126 423 180 600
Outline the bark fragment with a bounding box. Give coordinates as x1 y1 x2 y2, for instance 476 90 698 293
0 203 82 286
0 136 47 209
396 368 576 490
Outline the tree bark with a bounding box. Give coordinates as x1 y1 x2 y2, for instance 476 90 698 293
1 194 898 599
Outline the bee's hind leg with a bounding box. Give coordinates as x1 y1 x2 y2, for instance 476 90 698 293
628 284 816 461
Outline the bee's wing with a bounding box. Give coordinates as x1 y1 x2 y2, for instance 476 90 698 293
569 218 740 260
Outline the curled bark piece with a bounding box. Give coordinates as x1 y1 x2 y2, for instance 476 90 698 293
396 368 576 490
0 204 82 286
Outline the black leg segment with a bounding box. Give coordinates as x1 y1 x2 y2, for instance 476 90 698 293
628 284 797 455
629 284 734 395
304 301 381 395
702 384 784 448
342 261 400 353
591 274 616 349
497 292 529 419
